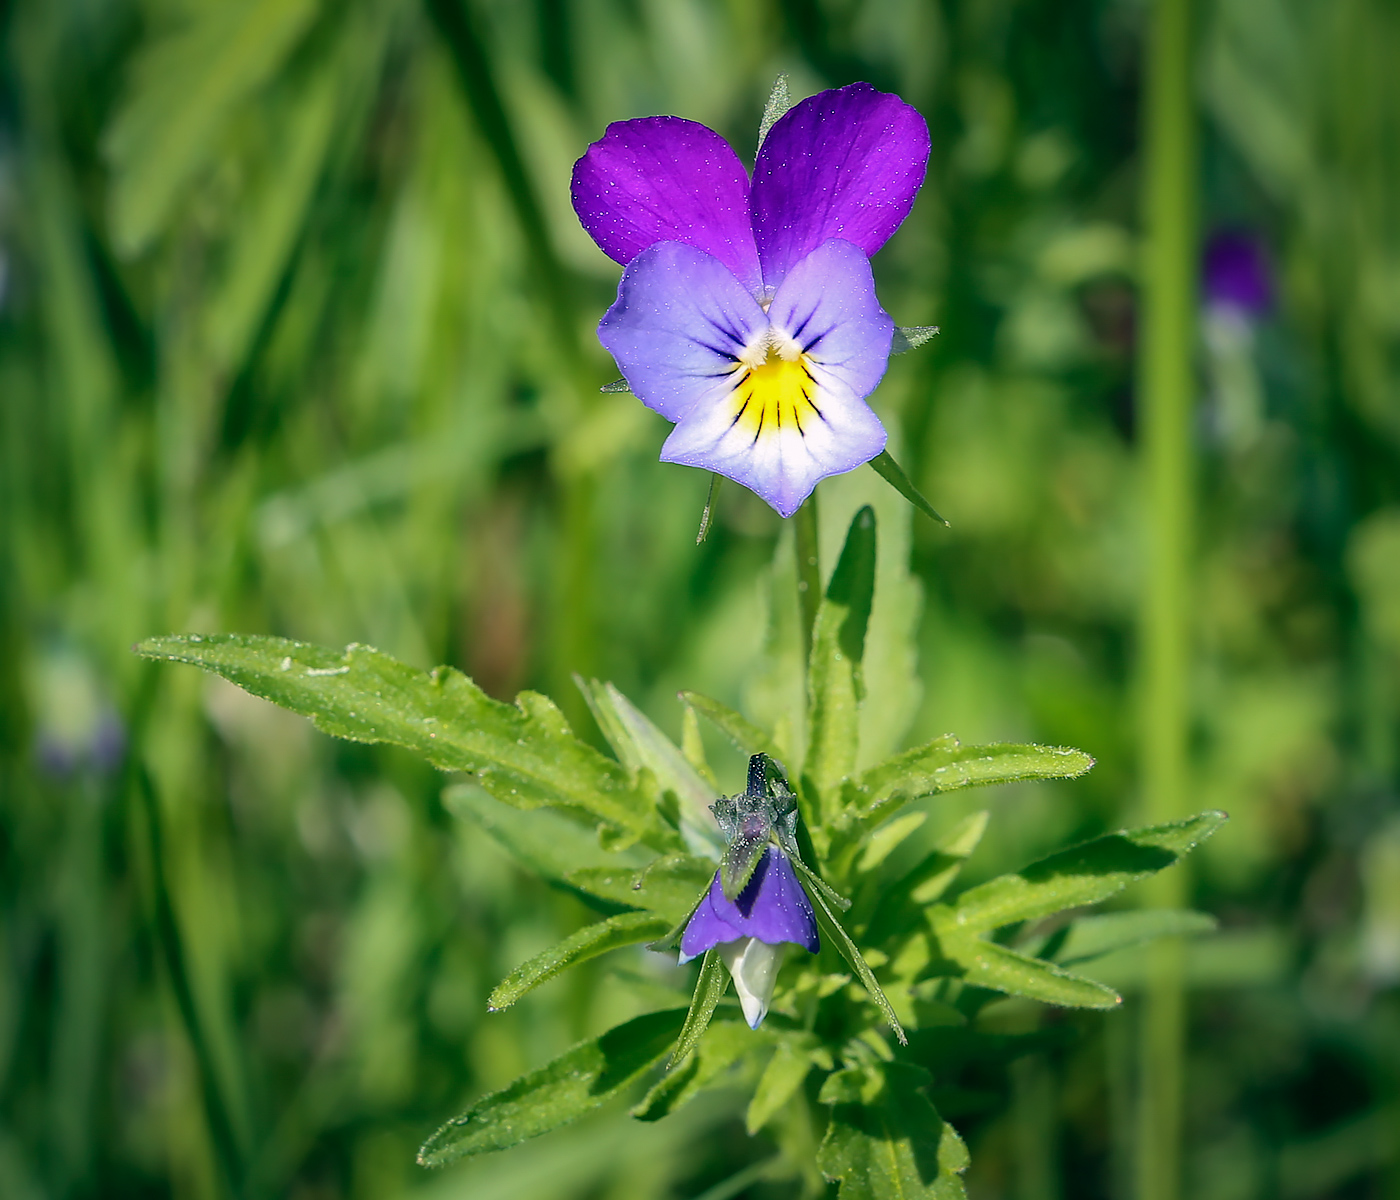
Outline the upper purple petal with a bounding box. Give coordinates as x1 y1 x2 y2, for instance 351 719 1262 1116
597 240 767 423
571 117 763 295
679 847 820 962
750 83 930 291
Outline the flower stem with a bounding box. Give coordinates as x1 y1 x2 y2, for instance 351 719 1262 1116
1135 0 1198 1197
793 494 821 664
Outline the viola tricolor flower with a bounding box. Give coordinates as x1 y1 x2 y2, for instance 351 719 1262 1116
571 83 930 517
676 754 820 1028
1202 229 1272 319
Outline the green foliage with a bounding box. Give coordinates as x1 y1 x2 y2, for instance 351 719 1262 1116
417 1008 687 1166
669 950 730 1069
818 1063 970 1200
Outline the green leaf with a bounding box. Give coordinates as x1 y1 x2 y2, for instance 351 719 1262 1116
746 1033 819 1134
633 1020 758 1121
1053 909 1219 965
805 874 905 1044
599 377 632 393
891 326 941 354
576 677 723 855
565 855 716 925
942 812 1228 932
933 932 1121 1009
488 911 672 1010
680 691 782 760
867 451 949 527
806 506 877 815
854 736 1094 826
136 635 671 848
862 812 990 946
416 1008 686 1165
670 949 730 1067
817 1063 969 1199
858 811 928 873
757 74 792 149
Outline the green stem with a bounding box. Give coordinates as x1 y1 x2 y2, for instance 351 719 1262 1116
793 494 821 665
1135 0 1198 1198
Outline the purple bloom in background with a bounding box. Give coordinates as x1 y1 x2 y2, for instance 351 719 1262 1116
679 844 819 1027
571 84 930 517
1202 229 1272 318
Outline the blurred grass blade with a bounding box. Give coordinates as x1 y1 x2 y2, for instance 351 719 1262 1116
818 1062 969 1198
488 911 671 1010
1055 909 1219 966
934 932 1122 1009
669 949 729 1068
417 1008 686 1165
941 811 1227 932
867 450 949 526
136 635 672 847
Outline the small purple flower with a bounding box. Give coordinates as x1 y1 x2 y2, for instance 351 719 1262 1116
572 84 930 517
680 844 819 1027
1202 229 1272 318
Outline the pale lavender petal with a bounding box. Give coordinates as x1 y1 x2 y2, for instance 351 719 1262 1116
661 239 891 518
598 241 768 423
572 117 763 294
751 83 930 291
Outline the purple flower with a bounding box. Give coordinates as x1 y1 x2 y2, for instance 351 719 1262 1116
1202 229 1272 318
679 844 819 1028
571 84 930 517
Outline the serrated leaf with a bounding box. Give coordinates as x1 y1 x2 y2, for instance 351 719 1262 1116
633 1019 757 1121
817 1062 968 1200
680 691 781 760
867 451 949 527
576 678 723 856
943 812 1227 932
670 949 729 1067
136 635 671 847
746 1033 819 1134
488 911 672 1009
933 932 1121 1009
565 855 716 925
891 326 941 354
417 1008 685 1165
757 74 791 148
854 736 1094 827
1054 909 1218 965
806 506 877 817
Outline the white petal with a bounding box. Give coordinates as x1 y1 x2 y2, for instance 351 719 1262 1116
719 937 784 1029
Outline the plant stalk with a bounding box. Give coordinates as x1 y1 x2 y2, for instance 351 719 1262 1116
793 494 821 665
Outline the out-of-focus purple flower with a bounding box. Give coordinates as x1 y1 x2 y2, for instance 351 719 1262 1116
1202 229 1272 318
679 844 819 1027
571 84 929 517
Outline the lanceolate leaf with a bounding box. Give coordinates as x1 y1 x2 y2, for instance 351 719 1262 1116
891 326 941 354
805 875 906 1044
681 691 782 760
416 1008 686 1166
565 855 717 925
933 932 1121 1009
853 736 1095 826
488 911 672 1010
136 635 672 847
633 1020 759 1121
670 949 730 1068
861 811 990 946
867 451 949 527
806 507 877 816
1053 909 1219 966
746 1033 821 1134
818 1062 969 1199
942 812 1228 933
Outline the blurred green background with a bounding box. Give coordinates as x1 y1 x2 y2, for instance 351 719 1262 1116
2 0 1399 1197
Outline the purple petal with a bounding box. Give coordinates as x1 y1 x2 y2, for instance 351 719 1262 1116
571 117 763 295
661 239 890 517
679 847 819 963
1202 229 1272 316
598 241 767 423
751 83 930 291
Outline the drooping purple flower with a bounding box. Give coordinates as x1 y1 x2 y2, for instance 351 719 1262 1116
571 84 930 517
1202 229 1272 318
679 844 819 1027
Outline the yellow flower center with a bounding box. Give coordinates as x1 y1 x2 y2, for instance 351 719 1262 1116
730 349 822 442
